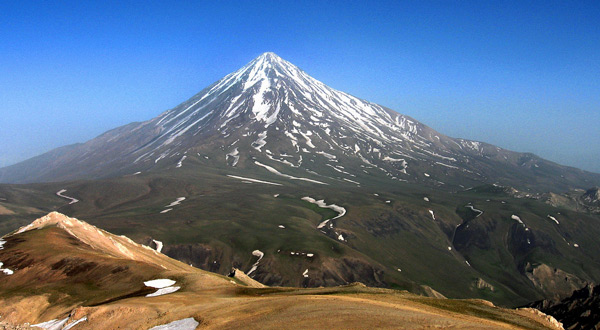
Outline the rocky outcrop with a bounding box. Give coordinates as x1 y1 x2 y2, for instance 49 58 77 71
528 284 600 330
421 285 447 298
525 263 587 301
582 187 600 205
474 278 495 292
543 187 600 214
518 308 564 330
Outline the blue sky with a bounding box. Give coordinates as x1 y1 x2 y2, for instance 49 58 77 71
1 1 599 173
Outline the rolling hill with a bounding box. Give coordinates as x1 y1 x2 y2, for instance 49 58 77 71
0 212 563 330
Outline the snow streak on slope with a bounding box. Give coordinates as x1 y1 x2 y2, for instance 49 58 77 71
247 250 264 276
56 189 79 204
301 196 346 228
255 161 328 185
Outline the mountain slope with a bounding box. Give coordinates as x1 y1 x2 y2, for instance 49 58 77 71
2 170 600 308
0 212 562 330
1 53 598 193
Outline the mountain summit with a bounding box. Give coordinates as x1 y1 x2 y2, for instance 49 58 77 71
1 52 599 191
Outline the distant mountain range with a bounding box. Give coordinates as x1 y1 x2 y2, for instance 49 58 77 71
1 53 600 311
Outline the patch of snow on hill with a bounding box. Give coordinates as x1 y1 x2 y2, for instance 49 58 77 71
176 155 187 168
56 189 79 204
511 215 525 225
252 131 268 151
63 317 87 330
148 318 200 330
146 286 181 297
152 239 163 253
316 151 336 160
166 197 186 208
247 250 264 276
465 205 484 217
343 178 360 185
145 279 176 288
547 215 559 224
255 161 328 185
0 262 14 275
226 148 240 166
33 317 69 330
227 175 282 186
144 279 180 297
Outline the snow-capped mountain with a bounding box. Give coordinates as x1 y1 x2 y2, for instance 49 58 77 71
1 52 599 191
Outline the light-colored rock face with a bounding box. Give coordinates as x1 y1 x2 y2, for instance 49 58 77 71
519 308 564 330
230 268 266 288
474 278 495 292
420 285 447 299
526 263 587 300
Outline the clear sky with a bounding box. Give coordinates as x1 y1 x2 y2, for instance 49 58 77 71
1 1 599 173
